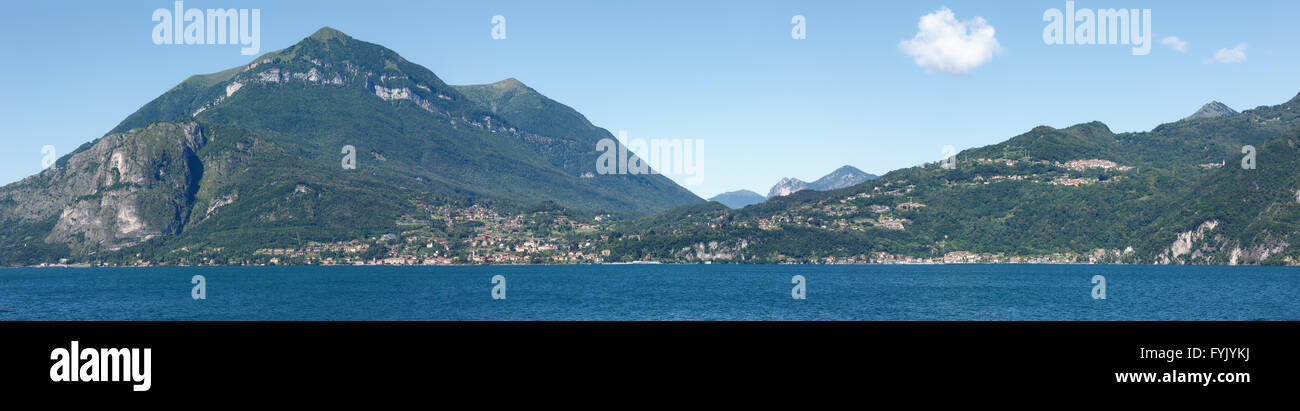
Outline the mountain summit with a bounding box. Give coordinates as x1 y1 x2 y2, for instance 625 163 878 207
709 190 766 209
1183 101 1238 121
767 165 877 198
308 26 350 42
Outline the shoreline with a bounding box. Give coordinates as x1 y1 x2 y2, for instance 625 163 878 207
7 262 1297 269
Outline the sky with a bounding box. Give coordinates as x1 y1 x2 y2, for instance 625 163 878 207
1 0 1298 199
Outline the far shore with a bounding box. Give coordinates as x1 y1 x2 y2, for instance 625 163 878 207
7 261 1294 268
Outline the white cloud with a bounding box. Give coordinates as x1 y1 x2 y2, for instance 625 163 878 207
1161 36 1188 52
1207 44 1248 64
898 8 1002 75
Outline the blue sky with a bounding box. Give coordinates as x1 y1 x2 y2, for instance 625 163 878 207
1 0 1297 199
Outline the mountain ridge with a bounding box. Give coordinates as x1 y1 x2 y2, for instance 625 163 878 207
600 91 1300 265
767 165 877 198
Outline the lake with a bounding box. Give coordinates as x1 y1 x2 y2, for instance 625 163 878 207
0 264 1296 320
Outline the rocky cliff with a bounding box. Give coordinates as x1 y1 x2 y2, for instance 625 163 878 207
1 122 205 253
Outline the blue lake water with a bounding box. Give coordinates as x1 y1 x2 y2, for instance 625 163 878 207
0 264 1296 320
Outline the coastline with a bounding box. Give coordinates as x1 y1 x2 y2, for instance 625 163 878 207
8 261 1295 269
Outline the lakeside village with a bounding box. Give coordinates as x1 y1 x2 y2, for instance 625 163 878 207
31 158 1148 268
194 204 618 266
91 170 1138 266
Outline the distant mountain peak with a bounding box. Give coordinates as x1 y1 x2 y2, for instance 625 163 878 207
767 166 877 198
494 78 526 89
1065 120 1112 132
825 165 867 178
1184 101 1238 121
767 178 807 198
458 78 540 98
809 165 877 191
478 78 540 98
709 190 766 209
309 26 351 42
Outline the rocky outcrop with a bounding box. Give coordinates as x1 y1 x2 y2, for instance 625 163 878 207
675 239 750 262
0 122 206 252
1155 220 1219 264
1226 237 1289 265
767 178 808 198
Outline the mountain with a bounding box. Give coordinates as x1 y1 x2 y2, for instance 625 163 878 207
449 78 698 208
1183 101 1238 121
808 165 878 191
767 165 877 198
602 92 1300 265
709 190 766 209
767 178 808 198
0 27 700 265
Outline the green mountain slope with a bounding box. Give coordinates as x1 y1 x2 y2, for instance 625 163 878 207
603 93 1300 265
0 27 701 264
1141 126 1300 264
452 78 702 211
